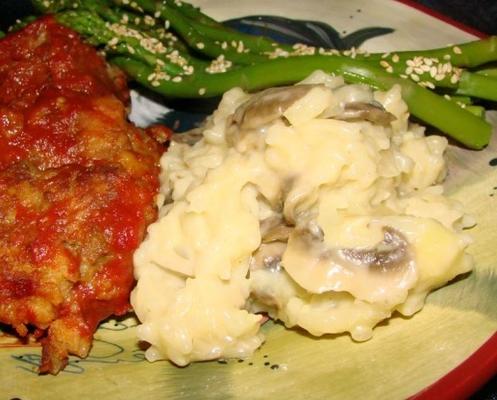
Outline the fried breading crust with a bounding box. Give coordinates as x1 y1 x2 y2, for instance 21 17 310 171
0 17 165 373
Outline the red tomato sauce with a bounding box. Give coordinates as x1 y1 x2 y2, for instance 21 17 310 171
0 17 164 374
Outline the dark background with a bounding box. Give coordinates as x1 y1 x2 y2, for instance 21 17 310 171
417 0 497 35
0 0 495 398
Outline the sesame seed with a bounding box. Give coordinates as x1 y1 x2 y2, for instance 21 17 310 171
154 11 161 18
156 71 170 81
291 43 316 56
392 54 399 63
444 94 451 100
237 41 245 53
422 81 435 89
127 45 135 54
386 66 393 73
221 41 228 50
410 74 420 82
198 88 206 95
108 23 144 41
151 81 160 87
265 48 290 59
164 20 170 29
443 54 451 60
144 15 156 26
166 50 189 67
205 55 232 74
450 74 459 84
318 48 340 56
380 60 390 68
381 52 390 59
196 42 205 49
140 36 168 55
452 46 462 54
183 65 194 75
434 73 445 81
172 76 182 82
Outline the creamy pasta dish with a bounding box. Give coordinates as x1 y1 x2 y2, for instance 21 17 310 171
132 71 474 366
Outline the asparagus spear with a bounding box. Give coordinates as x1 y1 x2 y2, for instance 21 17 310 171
56 10 205 75
111 54 491 149
457 71 497 101
113 0 292 53
365 37 497 68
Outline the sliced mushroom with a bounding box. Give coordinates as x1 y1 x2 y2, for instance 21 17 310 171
259 216 293 244
339 227 408 273
233 85 318 130
250 215 294 273
335 102 396 126
250 242 287 272
282 224 417 305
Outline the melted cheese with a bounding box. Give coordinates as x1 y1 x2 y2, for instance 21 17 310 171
133 72 473 365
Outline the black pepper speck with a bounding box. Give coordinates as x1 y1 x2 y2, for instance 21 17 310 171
271 364 279 370
489 158 497 166
264 361 270 366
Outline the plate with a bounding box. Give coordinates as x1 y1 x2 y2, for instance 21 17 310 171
2 1 497 399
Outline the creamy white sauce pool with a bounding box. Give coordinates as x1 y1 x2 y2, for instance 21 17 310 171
132 72 473 366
